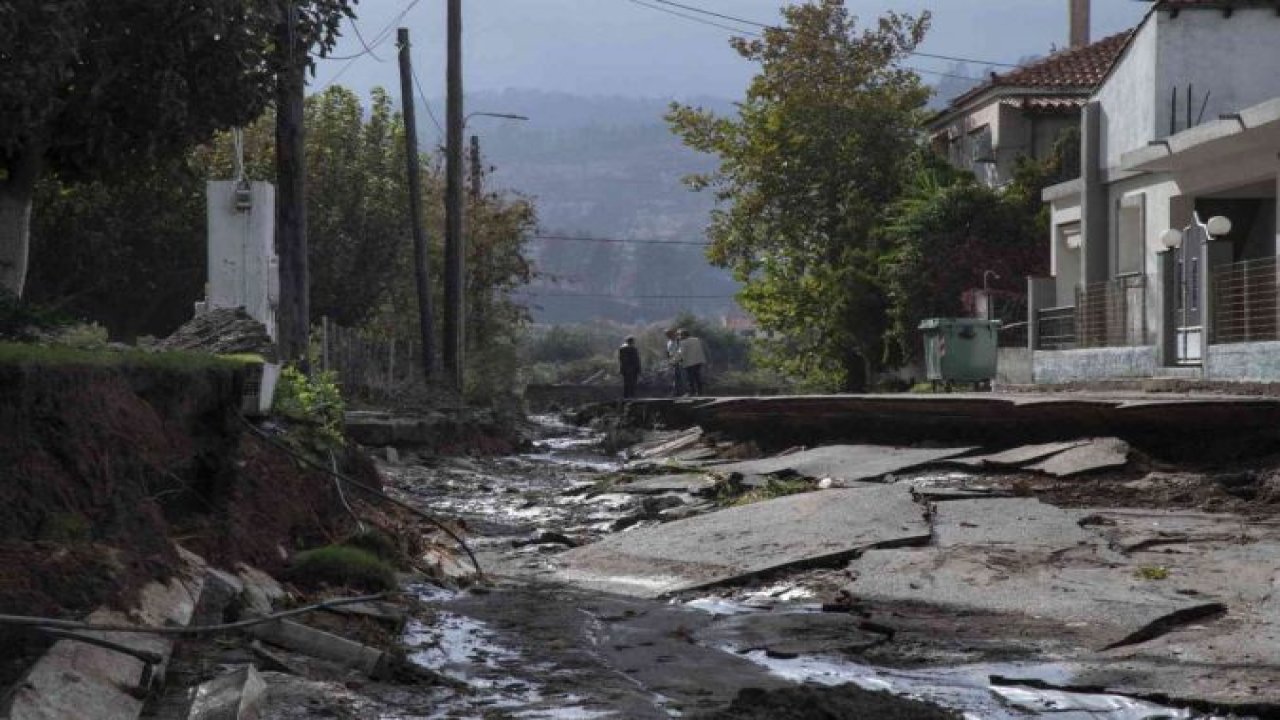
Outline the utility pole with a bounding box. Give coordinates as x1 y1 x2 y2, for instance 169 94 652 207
470 135 482 200
444 0 465 392
397 28 435 382
275 0 310 367
469 134 482 334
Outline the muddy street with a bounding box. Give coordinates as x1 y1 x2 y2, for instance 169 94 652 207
333 412 1266 720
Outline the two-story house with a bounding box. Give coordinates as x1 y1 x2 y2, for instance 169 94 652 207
926 0 1129 189
1030 0 1280 385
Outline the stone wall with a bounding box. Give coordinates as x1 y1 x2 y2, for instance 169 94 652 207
996 348 1033 386
1206 341 1280 382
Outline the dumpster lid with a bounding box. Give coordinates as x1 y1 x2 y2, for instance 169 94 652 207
918 317 1003 330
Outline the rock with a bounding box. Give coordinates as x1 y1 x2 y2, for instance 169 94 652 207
156 307 277 362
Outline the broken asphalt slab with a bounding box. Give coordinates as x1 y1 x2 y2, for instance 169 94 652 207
709 445 976 486
1027 438 1131 477
932 498 1100 549
555 485 929 598
947 440 1091 469
614 473 718 495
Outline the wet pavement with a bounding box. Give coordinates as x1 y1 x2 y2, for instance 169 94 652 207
314 414 1260 719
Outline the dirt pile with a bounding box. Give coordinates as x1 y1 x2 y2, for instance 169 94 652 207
0 355 368 682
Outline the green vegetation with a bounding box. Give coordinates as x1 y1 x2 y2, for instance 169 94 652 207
0 341 251 372
1136 566 1170 581
668 1 931 391
716 476 816 507
273 365 346 452
287 545 398 593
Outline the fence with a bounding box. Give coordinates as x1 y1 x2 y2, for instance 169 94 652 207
1075 276 1146 349
320 320 425 400
1036 306 1077 350
1213 255 1280 344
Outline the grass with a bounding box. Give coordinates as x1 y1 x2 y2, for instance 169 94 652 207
1135 565 1170 581
718 476 817 507
0 341 258 371
288 545 398 592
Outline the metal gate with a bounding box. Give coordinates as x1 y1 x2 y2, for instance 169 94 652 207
1176 218 1208 363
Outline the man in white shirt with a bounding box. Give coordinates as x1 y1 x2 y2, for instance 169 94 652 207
677 329 707 396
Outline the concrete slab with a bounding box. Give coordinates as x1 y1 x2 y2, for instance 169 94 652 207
710 445 976 486
634 428 703 460
933 498 1098 549
615 474 718 495
950 441 1091 469
846 547 1209 648
248 619 384 675
1027 438 1130 477
556 486 929 598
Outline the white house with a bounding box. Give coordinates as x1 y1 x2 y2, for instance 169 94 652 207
926 0 1126 189
1030 0 1280 384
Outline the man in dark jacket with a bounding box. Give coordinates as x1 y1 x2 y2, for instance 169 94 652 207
618 336 641 399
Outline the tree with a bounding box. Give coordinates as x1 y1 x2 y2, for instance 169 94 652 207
0 0 356 299
667 0 931 391
879 129 1078 362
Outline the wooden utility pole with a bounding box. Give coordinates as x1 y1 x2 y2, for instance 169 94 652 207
397 28 436 382
275 0 310 366
444 0 465 392
469 134 482 333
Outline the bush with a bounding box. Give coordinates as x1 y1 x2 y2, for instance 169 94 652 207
287 545 398 592
273 365 346 451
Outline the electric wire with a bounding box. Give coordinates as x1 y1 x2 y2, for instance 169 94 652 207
238 415 484 579
625 0 760 36
624 0 1020 68
533 234 711 246
411 66 447 139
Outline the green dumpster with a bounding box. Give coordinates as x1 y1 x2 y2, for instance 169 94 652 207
919 318 1001 387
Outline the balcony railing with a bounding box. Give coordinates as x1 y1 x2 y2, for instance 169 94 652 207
1213 255 1280 344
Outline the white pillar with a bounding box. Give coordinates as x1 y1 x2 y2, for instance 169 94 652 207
206 181 278 341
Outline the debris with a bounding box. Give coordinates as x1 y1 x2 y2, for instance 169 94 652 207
1027 438 1130 477
248 619 385 675
156 307 277 361
614 474 718 495
711 445 976 486
556 486 930 597
949 441 1091 469
185 665 267 720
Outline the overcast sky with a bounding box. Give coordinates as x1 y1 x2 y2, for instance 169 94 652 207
313 1 1151 100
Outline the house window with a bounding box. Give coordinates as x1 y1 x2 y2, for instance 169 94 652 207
1116 194 1145 275
969 125 994 165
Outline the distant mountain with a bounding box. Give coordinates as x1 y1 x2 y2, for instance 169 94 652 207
459 90 741 324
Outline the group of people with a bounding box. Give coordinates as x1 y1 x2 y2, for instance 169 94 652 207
616 328 707 399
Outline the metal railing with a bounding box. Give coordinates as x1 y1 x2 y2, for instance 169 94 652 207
1036 306 1076 350
1075 276 1146 348
1213 255 1280 344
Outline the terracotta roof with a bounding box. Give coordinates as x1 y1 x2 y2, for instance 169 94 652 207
999 97 1086 113
1156 1 1280 7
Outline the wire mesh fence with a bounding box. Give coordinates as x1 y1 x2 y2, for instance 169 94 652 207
1035 306 1076 350
319 320 425 401
1075 276 1145 349
1213 256 1280 344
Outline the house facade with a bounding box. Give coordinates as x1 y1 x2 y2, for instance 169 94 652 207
926 0 1126 189
1030 0 1280 384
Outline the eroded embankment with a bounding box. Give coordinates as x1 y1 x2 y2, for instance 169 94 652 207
0 353 369 685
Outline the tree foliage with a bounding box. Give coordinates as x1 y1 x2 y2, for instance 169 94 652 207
0 0 356 297
667 0 931 391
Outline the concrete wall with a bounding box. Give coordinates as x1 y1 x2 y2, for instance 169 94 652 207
1206 342 1280 382
1097 20 1158 171
1156 8 1280 141
1105 174 1179 343
996 347 1033 386
1048 188 1083 301
207 181 278 340
1033 346 1157 384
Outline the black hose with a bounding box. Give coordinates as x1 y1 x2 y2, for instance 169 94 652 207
237 414 484 579
0 593 387 635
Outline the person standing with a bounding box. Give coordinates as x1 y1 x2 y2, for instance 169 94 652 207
678 329 707 396
665 328 685 396
618 336 641 399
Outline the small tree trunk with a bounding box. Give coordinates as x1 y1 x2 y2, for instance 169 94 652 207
0 152 42 298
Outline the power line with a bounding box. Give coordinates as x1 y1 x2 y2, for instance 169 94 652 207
316 0 421 92
411 66 446 139
626 0 1020 68
347 18 385 62
624 0 761 36
533 234 711 246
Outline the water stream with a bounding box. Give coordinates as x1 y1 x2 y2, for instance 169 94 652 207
388 415 1238 719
